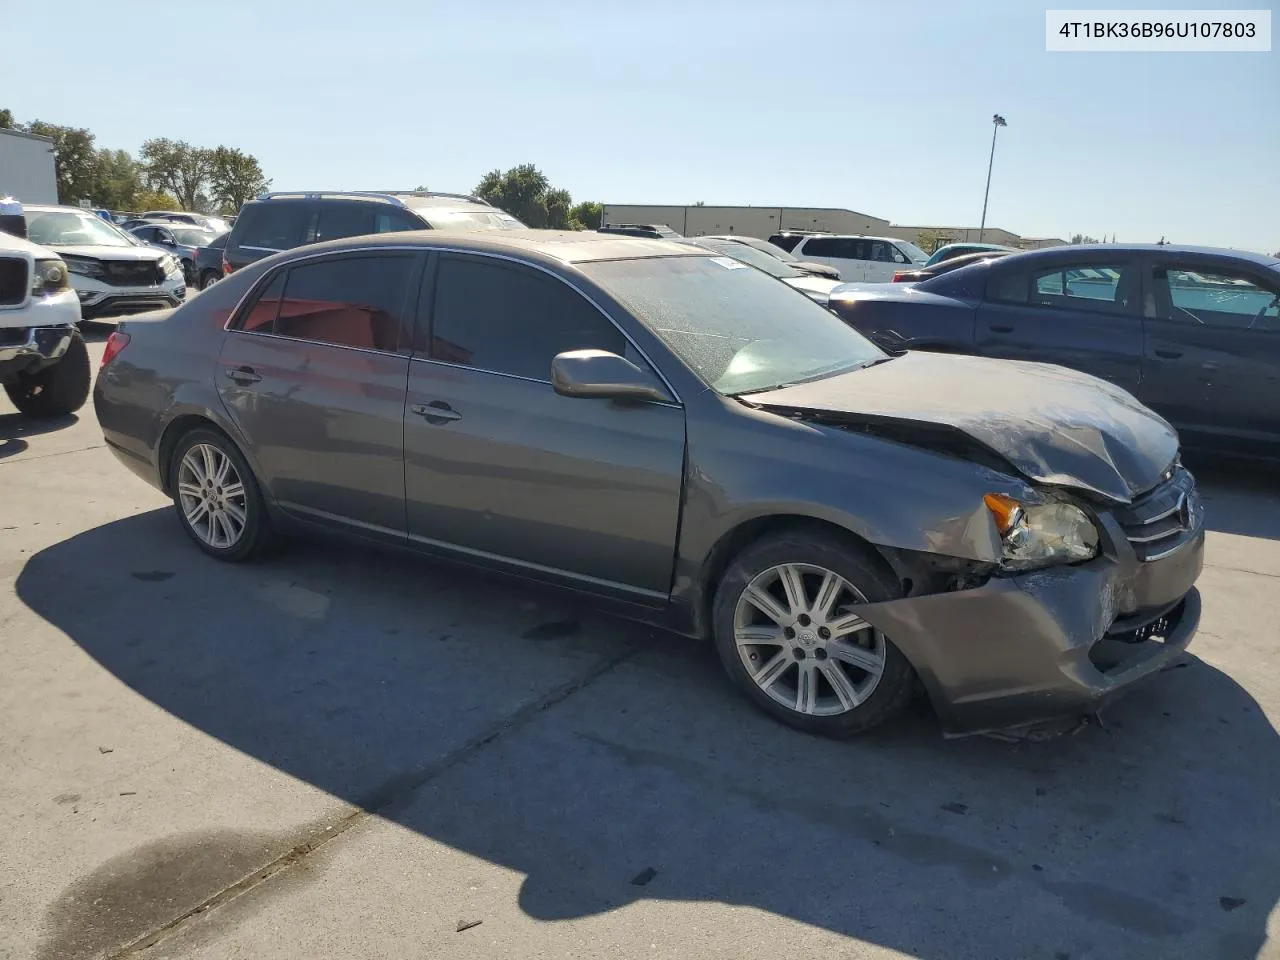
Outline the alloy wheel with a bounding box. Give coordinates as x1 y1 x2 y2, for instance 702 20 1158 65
177 443 247 549
733 562 886 716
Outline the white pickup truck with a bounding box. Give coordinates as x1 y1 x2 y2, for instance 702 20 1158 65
0 198 90 418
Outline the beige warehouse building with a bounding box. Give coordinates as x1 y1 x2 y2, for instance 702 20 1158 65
602 204 1065 250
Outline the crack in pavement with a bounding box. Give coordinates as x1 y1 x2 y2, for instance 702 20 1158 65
0 443 106 466
105 642 640 959
1203 563 1280 581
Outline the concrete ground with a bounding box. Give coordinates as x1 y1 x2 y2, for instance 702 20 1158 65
2 332 1279 960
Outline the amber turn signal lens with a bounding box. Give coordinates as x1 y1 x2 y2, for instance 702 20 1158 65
983 493 1023 534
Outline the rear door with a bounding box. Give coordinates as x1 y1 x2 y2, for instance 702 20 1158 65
403 252 686 599
795 237 866 282
974 256 1144 393
225 200 316 271
216 250 420 538
1139 256 1280 453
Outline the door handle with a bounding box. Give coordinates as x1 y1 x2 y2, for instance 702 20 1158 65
224 366 262 384
410 401 462 423
989 324 1014 333
1154 349 1183 359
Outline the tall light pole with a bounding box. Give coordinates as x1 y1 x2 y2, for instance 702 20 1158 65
979 113 1007 242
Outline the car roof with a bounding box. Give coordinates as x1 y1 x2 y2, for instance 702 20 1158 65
994 243 1280 267
275 228 705 266
797 234 908 243
245 191 493 212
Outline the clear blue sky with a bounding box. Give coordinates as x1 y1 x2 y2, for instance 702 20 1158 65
3 0 1276 250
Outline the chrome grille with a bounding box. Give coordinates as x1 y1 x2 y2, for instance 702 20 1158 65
101 260 163 288
1114 466 1201 562
0 257 27 306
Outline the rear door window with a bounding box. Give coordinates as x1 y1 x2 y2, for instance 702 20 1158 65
274 254 416 352
235 202 314 251
314 202 377 243
801 237 860 259
375 208 427 233
1030 262 1135 314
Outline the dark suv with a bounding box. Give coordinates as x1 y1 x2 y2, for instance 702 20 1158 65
223 191 525 273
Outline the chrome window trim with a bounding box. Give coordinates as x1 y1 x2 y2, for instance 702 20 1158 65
224 243 684 405
239 245 283 253
226 328 408 360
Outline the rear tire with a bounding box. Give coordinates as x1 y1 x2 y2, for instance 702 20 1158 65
168 427 275 562
3 330 91 417
200 270 221 290
712 528 916 738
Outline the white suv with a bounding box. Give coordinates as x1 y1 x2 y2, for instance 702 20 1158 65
787 235 929 282
0 215 90 418
23 204 186 320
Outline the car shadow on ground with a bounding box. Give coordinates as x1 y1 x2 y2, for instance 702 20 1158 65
1185 453 1280 541
17 507 1280 959
0 412 78 459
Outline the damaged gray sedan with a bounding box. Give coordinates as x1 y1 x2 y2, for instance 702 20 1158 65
94 231 1204 738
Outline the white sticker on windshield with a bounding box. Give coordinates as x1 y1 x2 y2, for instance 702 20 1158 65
710 256 747 270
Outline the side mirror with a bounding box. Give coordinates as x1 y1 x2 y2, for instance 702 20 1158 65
551 349 670 403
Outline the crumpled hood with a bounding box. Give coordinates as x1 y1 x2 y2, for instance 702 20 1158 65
749 351 1179 503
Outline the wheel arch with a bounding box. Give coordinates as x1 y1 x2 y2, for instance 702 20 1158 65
156 413 260 497
694 514 903 641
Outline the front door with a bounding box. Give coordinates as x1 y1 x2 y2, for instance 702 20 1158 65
864 239 904 282
403 253 686 599
216 251 420 538
1139 258 1280 453
974 257 1144 394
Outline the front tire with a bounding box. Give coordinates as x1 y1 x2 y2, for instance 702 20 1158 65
3 330 91 417
168 427 274 562
712 528 916 737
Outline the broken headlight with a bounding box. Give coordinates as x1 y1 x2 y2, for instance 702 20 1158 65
984 492 1099 571
31 258 70 295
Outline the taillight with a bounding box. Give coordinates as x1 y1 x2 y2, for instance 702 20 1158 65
101 331 130 368
892 271 907 282
222 252 232 275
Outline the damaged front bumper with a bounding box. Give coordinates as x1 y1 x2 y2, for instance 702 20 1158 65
854 476 1205 737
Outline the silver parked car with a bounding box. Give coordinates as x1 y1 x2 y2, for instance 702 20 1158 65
93 230 1204 738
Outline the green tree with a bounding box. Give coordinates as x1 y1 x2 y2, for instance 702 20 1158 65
140 138 214 211
914 229 948 254
25 121 100 204
475 163 552 226
134 189 179 212
544 187 576 229
209 146 271 213
0 108 14 129
95 148 144 210
569 200 602 230
1070 233 1100 244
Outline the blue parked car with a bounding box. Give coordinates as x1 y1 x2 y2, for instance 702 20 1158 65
829 244 1280 459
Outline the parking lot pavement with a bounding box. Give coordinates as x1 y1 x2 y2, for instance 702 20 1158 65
2 338 1278 960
